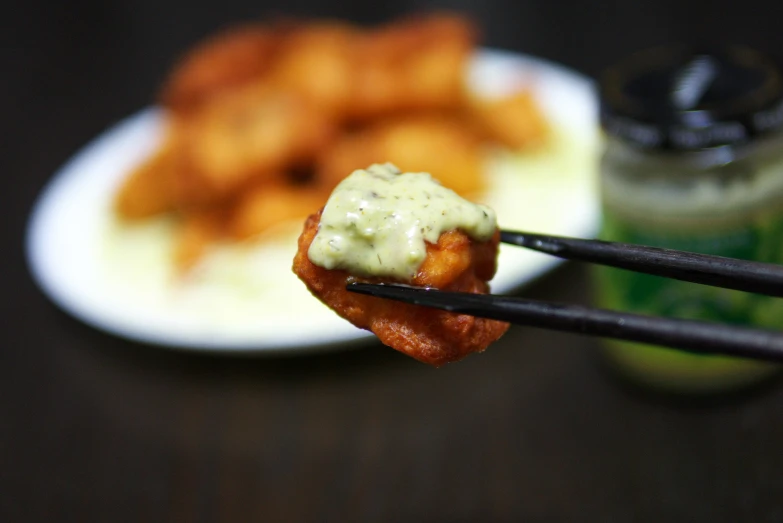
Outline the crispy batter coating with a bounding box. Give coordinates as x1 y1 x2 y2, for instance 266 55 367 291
114 138 176 219
228 182 329 240
160 24 280 114
266 22 359 118
350 13 477 121
172 208 228 271
468 90 549 149
183 81 336 199
114 121 187 219
293 210 509 366
317 115 485 197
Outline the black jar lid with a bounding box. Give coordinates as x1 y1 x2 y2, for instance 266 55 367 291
600 45 783 150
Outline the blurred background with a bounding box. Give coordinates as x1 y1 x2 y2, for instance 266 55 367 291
6 0 783 253
4 0 783 521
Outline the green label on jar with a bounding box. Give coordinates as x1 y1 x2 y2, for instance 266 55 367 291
596 208 783 328
594 207 783 391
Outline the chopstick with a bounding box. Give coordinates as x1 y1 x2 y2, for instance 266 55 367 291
346 283 783 362
499 230 783 297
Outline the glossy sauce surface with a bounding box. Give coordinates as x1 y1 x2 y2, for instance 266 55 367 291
308 163 497 279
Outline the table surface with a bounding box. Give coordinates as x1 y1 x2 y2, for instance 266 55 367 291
4 1 783 521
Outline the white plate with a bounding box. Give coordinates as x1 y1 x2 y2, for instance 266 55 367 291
26 49 601 355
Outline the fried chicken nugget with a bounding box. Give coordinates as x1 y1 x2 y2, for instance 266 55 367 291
182 81 336 200
317 116 485 197
266 22 359 118
228 182 329 240
395 15 476 110
376 116 485 197
314 132 379 192
468 90 549 149
159 24 280 114
351 13 477 120
172 207 228 271
114 121 184 219
293 210 508 366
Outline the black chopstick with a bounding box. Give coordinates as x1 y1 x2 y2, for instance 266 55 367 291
347 283 783 362
500 230 783 297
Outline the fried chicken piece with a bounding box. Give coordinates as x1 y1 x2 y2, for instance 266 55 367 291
159 24 280 114
181 81 336 201
350 13 477 121
317 115 485 197
394 15 475 110
468 90 549 149
266 22 359 118
172 178 330 269
293 210 509 366
114 146 174 220
172 207 228 271
313 132 378 192
228 182 329 240
374 116 485 197
114 122 184 219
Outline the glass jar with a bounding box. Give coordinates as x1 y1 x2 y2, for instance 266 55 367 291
595 45 783 393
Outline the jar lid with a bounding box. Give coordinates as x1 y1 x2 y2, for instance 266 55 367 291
600 45 783 150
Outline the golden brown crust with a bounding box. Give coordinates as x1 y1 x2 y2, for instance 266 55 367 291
292 210 509 366
316 115 485 197
466 90 549 150
349 13 477 121
266 22 360 118
160 24 280 114
172 207 228 271
227 182 330 240
180 82 337 201
113 129 180 219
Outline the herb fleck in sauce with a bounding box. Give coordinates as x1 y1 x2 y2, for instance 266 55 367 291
308 163 497 279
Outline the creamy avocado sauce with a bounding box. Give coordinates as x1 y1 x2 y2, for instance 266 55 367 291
308 163 497 279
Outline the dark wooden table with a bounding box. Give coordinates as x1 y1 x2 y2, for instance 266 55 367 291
4 1 783 521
